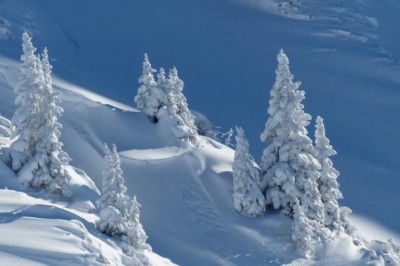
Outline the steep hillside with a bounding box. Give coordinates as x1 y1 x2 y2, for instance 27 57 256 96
0 54 399 265
0 0 399 236
1 0 400 265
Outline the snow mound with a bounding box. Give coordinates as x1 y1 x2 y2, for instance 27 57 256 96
120 146 189 161
0 157 174 266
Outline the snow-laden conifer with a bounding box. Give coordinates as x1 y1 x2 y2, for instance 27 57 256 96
97 143 129 221
292 199 320 258
134 54 167 123
260 49 323 221
28 48 72 196
165 67 198 143
314 116 343 232
97 144 150 264
123 196 151 264
9 34 71 196
233 126 265 217
157 67 167 90
9 32 42 171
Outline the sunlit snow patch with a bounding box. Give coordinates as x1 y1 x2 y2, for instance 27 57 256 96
53 78 136 112
350 214 400 243
119 146 189 161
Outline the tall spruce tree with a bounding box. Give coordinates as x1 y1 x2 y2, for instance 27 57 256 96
28 48 72 196
314 116 343 232
260 49 323 222
9 32 42 171
9 33 71 196
233 126 265 217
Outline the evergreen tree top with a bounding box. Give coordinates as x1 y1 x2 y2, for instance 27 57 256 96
261 49 311 143
157 67 167 87
315 116 337 158
168 67 184 92
139 53 156 86
235 126 250 156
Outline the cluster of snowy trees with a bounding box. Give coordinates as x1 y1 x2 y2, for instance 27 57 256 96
1 33 151 265
232 49 350 257
133 48 351 257
3 32 400 263
135 54 198 143
134 54 238 145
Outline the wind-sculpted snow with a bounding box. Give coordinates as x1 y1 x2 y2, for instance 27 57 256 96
120 147 190 161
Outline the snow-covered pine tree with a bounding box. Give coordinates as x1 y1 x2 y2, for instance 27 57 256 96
97 143 130 226
314 116 343 232
97 144 150 263
8 34 71 196
233 126 265 217
157 67 168 91
134 54 167 123
9 32 42 171
165 67 198 143
123 196 151 264
292 199 320 258
260 49 324 222
24 48 72 196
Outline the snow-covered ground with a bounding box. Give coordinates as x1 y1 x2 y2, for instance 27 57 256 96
0 0 400 265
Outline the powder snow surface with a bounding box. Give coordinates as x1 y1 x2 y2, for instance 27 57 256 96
0 0 400 265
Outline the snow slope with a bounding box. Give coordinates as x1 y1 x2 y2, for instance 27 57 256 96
0 160 174 266
0 55 399 265
0 0 400 265
0 0 399 236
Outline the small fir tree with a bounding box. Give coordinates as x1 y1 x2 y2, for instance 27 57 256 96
157 67 168 90
233 126 265 217
314 116 343 232
292 199 320 258
165 67 198 143
134 54 167 123
97 144 150 263
97 144 130 218
260 49 323 221
123 196 151 264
